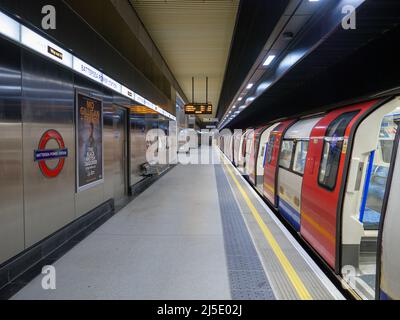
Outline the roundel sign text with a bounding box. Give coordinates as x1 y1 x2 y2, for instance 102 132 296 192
34 129 68 178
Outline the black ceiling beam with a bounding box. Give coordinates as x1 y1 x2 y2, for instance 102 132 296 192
227 0 400 129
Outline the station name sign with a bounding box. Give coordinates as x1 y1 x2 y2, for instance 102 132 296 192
184 103 213 115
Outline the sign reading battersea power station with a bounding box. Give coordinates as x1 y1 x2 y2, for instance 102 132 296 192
76 92 104 191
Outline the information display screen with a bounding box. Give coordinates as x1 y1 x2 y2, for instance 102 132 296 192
184 103 213 115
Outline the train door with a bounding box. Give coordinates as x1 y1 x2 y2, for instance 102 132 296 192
233 130 242 166
301 100 380 271
339 98 400 299
238 130 249 173
263 120 294 208
255 123 280 193
244 129 255 176
277 117 322 231
249 127 265 185
377 112 400 300
113 106 128 207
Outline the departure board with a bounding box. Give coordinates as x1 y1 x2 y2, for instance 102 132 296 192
184 103 213 115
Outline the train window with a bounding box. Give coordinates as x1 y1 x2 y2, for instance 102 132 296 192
293 141 309 175
380 140 394 163
279 140 294 169
318 111 359 190
267 135 276 164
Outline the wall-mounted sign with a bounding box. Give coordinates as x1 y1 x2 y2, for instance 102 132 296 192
21 26 73 68
76 92 103 191
122 86 134 99
184 103 213 115
34 129 68 178
134 93 145 105
102 74 121 93
202 118 219 122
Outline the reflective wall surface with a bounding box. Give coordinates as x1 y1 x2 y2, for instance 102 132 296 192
0 35 171 265
0 39 24 263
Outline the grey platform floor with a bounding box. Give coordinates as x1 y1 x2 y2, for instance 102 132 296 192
12 161 231 299
12 147 344 300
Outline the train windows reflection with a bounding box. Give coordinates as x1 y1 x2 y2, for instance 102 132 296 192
293 141 309 175
361 112 399 229
279 140 294 169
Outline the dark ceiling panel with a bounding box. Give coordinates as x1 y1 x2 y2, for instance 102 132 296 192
227 0 400 129
216 0 290 120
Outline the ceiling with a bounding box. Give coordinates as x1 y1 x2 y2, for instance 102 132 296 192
224 0 400 129
130 0 239 118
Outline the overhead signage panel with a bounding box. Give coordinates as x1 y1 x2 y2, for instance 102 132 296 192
102 74 121 93
73 57 102 84
21 26 73 68
184 103 213 115
0 8 175 123
121 86 134 99
134 93 145 105
0 11 20 42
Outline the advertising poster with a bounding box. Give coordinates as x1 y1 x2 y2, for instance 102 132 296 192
76 92 103 191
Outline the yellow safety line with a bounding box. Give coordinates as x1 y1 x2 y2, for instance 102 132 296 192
224 162 313 300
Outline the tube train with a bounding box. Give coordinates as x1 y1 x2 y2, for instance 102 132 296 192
218 96 400 300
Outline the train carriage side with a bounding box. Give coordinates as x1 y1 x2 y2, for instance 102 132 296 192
244 128 255 177
263 120 295 208
232 130 243 166
338 97 400 299
276 117 323 231
253 123 281 193
378 109 400 300
248 127 266 185
238 129 252 174
300 100 381 271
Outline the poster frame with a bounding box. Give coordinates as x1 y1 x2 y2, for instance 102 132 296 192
75 90 104 193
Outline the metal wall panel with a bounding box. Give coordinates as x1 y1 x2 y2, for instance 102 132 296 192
113 106 128 207
103 99 115 203
130 113 146 185
21 49 76 247
0 38 24 264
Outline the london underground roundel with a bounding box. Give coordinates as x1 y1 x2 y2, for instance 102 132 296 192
34 130 68 178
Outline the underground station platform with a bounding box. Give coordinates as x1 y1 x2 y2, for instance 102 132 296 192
1 0 400 314
7 148 343 301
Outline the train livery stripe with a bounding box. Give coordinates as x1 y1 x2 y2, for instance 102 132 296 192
224 163 313 300
278 197 301 231
301 210 336 245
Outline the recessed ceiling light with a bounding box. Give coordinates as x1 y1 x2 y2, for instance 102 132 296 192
263 54 276 66
246 83 253 90
238 97 242 101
